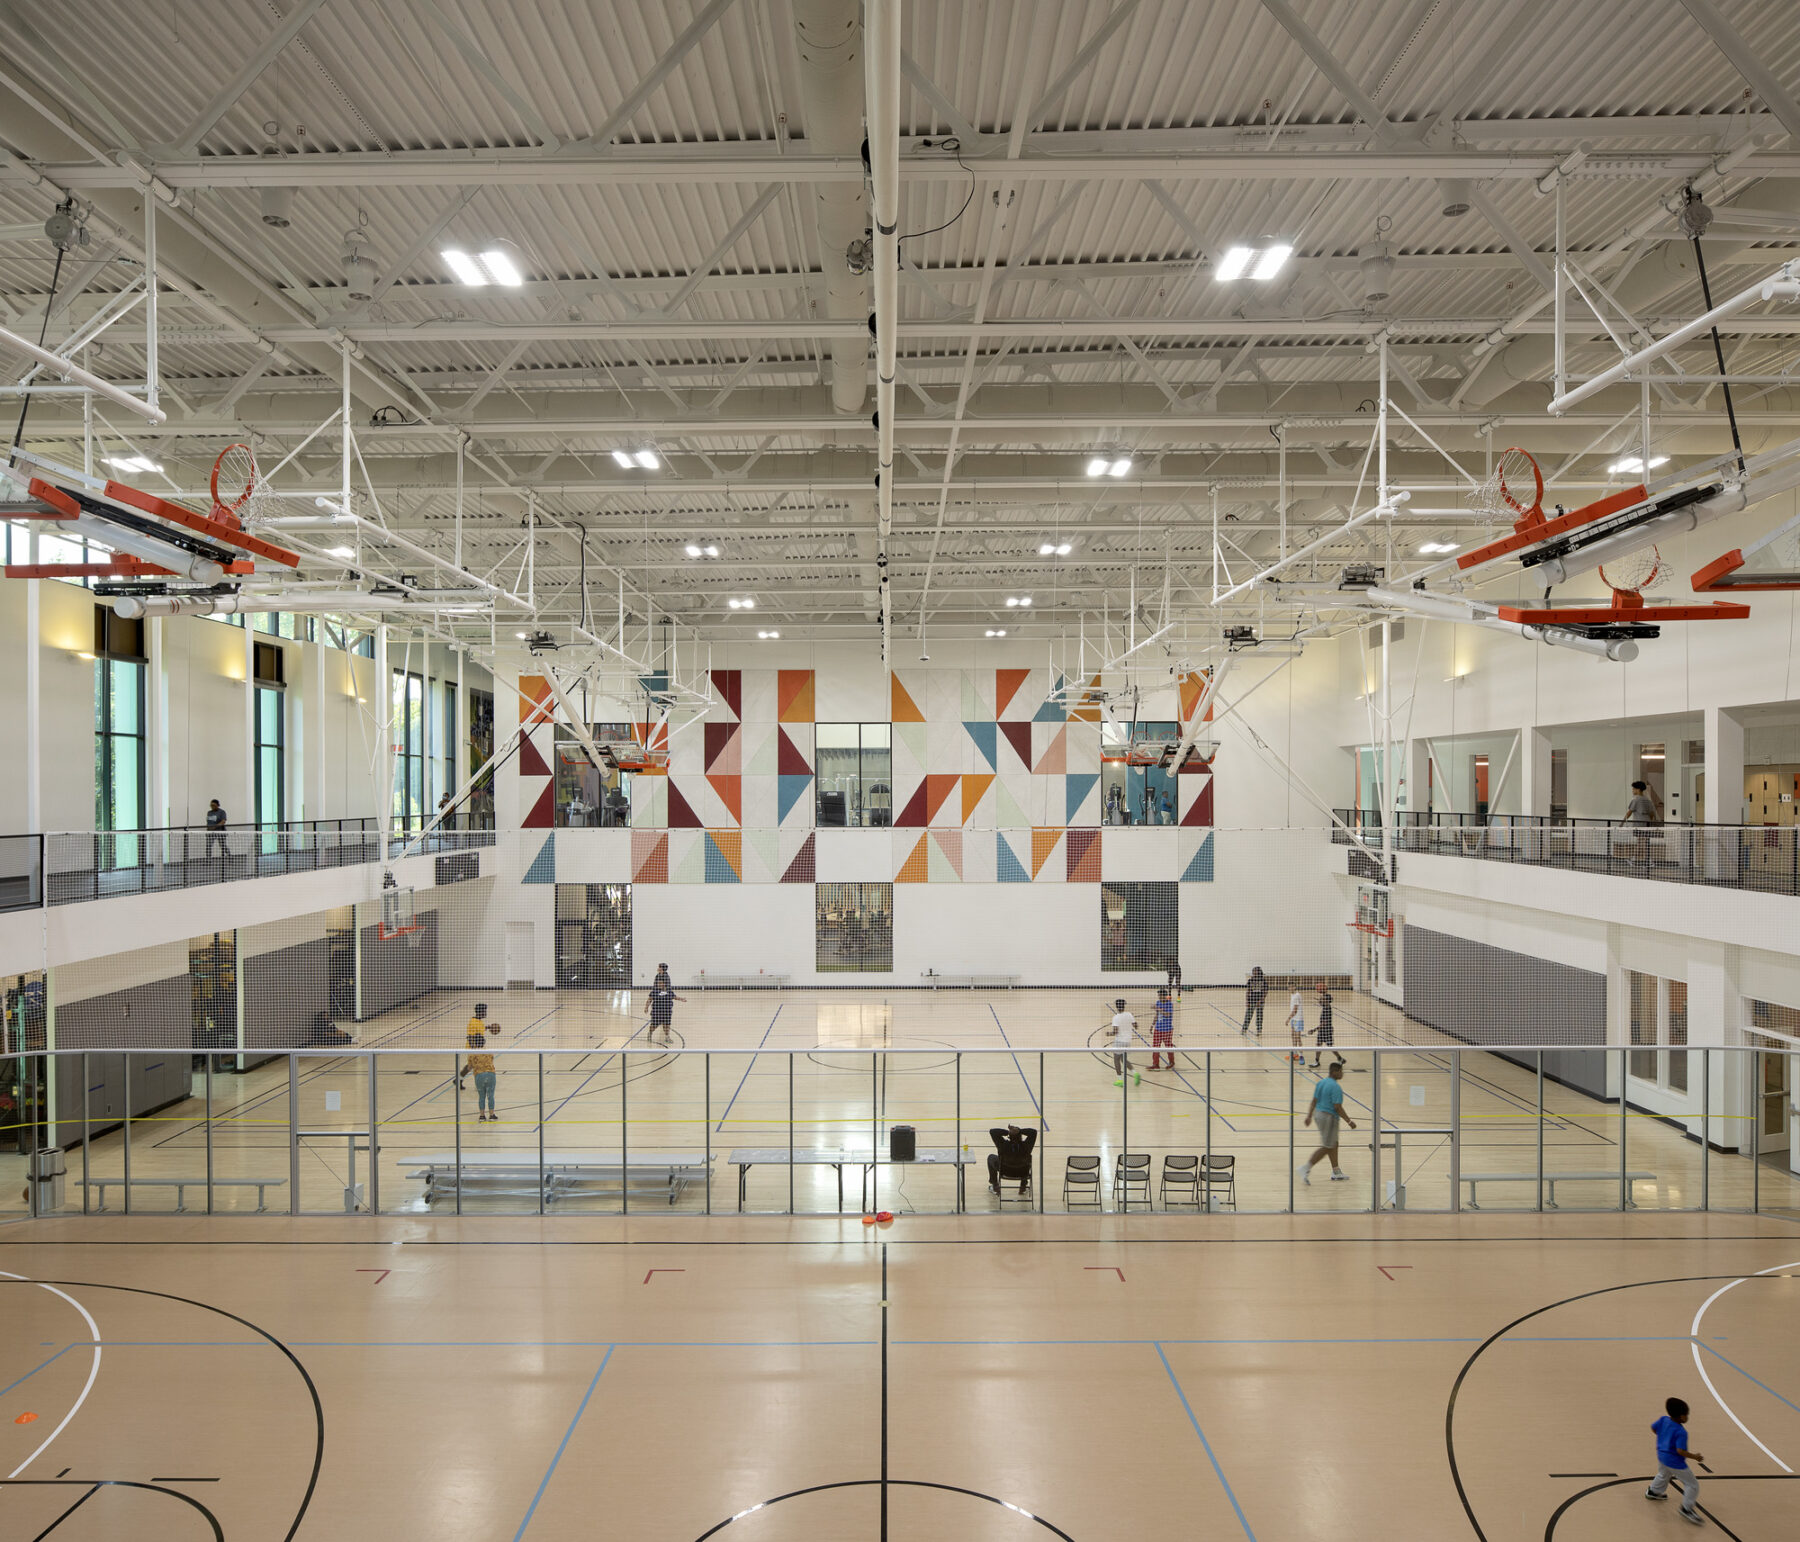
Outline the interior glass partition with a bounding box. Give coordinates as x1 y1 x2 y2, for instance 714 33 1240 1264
377 1049 460 1213
292 1053 373 1214
1293 1050 1373 1214
1538 1049 1627 1210
1373 1050 1455 1211
540 1047 623 1215
1453 1048 1543 1212
205 1053 292 1213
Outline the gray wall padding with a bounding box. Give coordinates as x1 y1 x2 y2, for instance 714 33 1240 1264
49 972 194 1146
55 975 191 1050
1402 923 1610 1099
360 908 438 1018
243 937 332 1048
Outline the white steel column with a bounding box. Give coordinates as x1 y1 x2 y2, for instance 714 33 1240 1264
309 633 328 820
376 624 392 835
1519 725 1553 818
25 578 40 831
243 624 255 826
147 617 167 827
1704 705 1745 824
144 192 158 411
454 647 467 801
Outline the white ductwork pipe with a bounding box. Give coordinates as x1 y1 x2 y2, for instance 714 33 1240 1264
864 0 900 662
311 498 532 607
792 0 870 415
0 323 168 423
111 590 483 619
1548 261 1800 414
1362 586 1637 660
21 508 224 583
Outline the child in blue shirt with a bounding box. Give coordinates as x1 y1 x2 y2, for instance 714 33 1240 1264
1646 1396 1703 1524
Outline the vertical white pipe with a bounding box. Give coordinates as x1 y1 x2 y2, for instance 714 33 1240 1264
376 624 392 834
25 579 40 831
1278 425 1287 561
1553 178 1565 400
144 194 158 410
341 343 352 511
455 646 467 807
454 432 464 571
864 0 901 661
243 622 255 825
1378 332 1389 510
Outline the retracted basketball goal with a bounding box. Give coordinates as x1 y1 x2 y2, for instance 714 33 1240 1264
597 739 670 773
210 442 274 530
378 884 421 943
1347 884 1392 939
1099 738 1217 770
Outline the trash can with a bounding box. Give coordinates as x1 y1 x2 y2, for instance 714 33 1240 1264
889 1125 916 1162
29 1147 65 1214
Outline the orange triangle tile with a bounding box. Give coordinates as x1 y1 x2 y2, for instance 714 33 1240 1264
923 773 960 824
709 829 743 878
890 672 926 723
896 834 931 883
996 667 1030 717
1180 669 1212 722
1068 673 1106 722
1031 827 1062 877
707 774 742 825
777 669 814 723
961 773 995 823
517 674 553 726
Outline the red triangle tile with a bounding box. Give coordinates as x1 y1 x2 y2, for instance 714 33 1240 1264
1000 721 1033 768
517 730 551 779
668 782 703 829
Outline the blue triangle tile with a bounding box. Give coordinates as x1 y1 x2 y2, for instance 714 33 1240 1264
1065 771 1099 824
522 833 556 884
704 833 740 883
963 720 997 771
1032 674 1067 722
996 832 1030 883
1180 832 1215 883
778 773 813 825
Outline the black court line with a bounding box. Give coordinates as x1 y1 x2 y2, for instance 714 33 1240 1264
0 1280 324 1542
691 1480 1077 1539
1546 1472 1615 1477
1543 1474 1799 1542
11 1480 223 1540
1444 1271 1800 1542
153 1477 222 1483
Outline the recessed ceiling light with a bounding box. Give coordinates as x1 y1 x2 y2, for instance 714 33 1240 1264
757 630 780 639
1216 243 1292 282
1085 456 1110 478
985 628 1006 637
705 544 719 557
514 631 529 640
1039 543 1056 555
1418 541 1461 554
104 454 161 474
1056 543 1072 555
728 597 757 610
326 545 356 560
442 248 523 286
1006 596 1031 607
685 544 702 558
1607 454 1669 474
633 449 661 470
1215 246 1254 282
1251 243 1292 280
1107 457 1131 477
611 450 635 469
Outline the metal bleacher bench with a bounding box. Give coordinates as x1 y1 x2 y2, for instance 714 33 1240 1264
400 1151 710 1206
83 1177 285 1213
920 971 1021 989
694 972 790 989
1461 1169 1658 1209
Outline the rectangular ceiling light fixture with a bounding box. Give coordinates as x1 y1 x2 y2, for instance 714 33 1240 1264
1607 454 1669 474
103 454 161 474
442 248 524 286
1216 243 1292 282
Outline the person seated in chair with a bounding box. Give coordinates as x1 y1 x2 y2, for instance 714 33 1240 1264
988 1123 1038 1195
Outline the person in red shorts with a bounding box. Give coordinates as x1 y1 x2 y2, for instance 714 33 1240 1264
1149 986 1176 1069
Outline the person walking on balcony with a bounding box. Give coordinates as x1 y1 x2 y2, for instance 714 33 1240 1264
1622 779 1661 871
204 800 229 862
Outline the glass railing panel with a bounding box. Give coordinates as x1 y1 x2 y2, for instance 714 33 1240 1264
1453 1048 1543 1212
205 1050 294 1213
1294 1049 1374 1213
292 1051 372 1214
1373 1050 1456 1212
961 1050 1045 1214
1537 1048 1627 1211
377 1050 462 1214
540 1047 623 1215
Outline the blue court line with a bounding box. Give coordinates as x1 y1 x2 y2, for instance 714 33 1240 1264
514 1345 614 1540
1155 1342 1257 1540
895 1334 1714 1347
537 1018 659 1128
986 1004 1046 1128
0 1343 72 1397
713 1003 784 1133
1698 1342 1800 1417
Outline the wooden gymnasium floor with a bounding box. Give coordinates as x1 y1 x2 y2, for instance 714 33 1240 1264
0 1212 1798 1539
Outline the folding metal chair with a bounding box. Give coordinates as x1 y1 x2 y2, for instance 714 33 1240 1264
1160 1154 1201 1210
1062 1154 1102 1209
1113 1152 1152 1211
1198 1153 1237 1212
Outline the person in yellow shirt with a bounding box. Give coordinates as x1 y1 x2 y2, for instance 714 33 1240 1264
468 1001 501 1039
459 1031 498 1122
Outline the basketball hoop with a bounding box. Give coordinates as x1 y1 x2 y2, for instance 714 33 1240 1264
597 739 670 773
1598 544 1668 597
211 442 271 529
1470 446 1545 533
377 884 420 941
1347 883 1392 937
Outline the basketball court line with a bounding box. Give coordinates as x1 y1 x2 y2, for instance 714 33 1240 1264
512 1345 614 1541
0 1270 101 1482
712 1003 785 1132
1155 1342 1257 1541
1690 1259 1800 1472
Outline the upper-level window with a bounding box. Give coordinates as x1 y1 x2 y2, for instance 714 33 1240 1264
816 723 890 827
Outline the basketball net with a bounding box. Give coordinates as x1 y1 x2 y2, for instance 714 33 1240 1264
211 442 272 529
1469 446 1545 533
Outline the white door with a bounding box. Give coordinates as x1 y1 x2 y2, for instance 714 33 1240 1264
505 921 534 986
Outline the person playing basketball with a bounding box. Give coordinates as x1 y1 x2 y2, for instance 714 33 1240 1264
1149 986 1176 1070
469 1001 501 1040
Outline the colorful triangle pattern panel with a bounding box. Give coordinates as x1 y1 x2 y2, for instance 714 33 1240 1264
996 667 1030 719
711 668 741 721
999 720 1033 770
780 831 817 884
522 834 556 884
1066 827 1101 882
743 829 779 884
517 674 553 727
667 781 703 829
896 720 927 770
997 831 1030 883
1180 832 1215 883
777 669 815 723
1031 827 1063 879
1033 674 1067 723
890 672 926 723
707 774 742 826
964 720 997 771
893 781 929 828
778 774 813 826
517 729 552 778
929 829 963 881
777 728 811 776
996 778 1030 828
1180 775 1215 828
1068 674 1106 723
1179 669 1212 723
1065 771 1099 824
704 830 742 883
745 724 778 777
671 832 706 884
632 831 668 884
523 780 556 829
961 773 995 824
962 828 997 883
704 721 740 774
1034 724 1067 775
896 833 931 883
923 773 960 825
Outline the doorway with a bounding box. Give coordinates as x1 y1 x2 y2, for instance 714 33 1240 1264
505 921 535 988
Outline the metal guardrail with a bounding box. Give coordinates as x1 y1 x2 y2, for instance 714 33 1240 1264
0 833 43 915
2 1044 1795 1220
28 817 495 906
1332 809 1800 896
